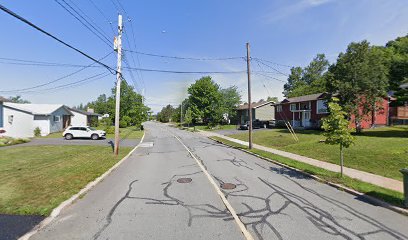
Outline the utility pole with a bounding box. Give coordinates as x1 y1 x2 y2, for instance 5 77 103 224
246 42 253 149
114 14 123 155
180 102 183 124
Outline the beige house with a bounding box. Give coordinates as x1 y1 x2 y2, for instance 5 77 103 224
237 100 275 124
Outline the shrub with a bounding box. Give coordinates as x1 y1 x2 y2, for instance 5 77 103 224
119 119 128 128
104 126 115 134
34 127 41 137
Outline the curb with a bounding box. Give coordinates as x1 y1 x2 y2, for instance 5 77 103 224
18 132 146 240
210 138 408 217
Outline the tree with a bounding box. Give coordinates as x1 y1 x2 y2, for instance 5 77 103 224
187 76 222 125
329 41 389 132
266 96 279 103
220 86 241 124
156 104 175 123
9 95 30 103
386 35 408 105
184 108 193 128
86 80 149 127
283 54 329 97
322 98 355 177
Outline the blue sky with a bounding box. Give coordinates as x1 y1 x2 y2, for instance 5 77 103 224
0 0 407 113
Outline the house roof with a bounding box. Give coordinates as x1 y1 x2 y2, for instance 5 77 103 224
238 100 274 110
280 93 328 104
3 103 73 115
69 108 101 116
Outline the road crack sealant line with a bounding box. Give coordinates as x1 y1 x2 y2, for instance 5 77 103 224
18 132 146 240
168 129 255 240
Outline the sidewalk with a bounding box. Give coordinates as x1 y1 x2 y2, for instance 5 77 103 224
198 130 404 193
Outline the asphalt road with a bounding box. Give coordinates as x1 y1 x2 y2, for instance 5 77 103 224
29 122 408 240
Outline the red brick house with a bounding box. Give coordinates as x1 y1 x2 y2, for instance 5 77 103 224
275 93 389 129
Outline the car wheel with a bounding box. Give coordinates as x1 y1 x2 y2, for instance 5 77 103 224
91 134 99 140
65 133 73 140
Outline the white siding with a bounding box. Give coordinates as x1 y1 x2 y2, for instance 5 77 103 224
70 112 88 126
3 107 34 138
33 115 50 136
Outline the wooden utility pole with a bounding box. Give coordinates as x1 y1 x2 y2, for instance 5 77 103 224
246 42 253 149
180 102 183 124
114 14 123 155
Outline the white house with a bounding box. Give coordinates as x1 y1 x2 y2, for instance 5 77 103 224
69 108 101 127
0 101 72 138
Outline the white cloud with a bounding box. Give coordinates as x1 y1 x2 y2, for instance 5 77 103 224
263 0 335 23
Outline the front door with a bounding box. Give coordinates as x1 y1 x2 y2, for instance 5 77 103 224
302 111 311 127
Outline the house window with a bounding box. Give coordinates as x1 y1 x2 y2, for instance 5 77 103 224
317 100 328 114
53 115 61 122
290 104 296 111
276 105 282 112
8 115 14 124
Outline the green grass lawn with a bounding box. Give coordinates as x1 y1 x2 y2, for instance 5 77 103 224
0 145 131 216
210 136 405 208
229 126 408 181
40 126 144 140
194 124 238 131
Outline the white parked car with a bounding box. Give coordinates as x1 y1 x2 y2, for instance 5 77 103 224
63 126 106 140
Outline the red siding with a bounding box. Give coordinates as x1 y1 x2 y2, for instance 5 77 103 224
350 98 389 129
275 97 389 129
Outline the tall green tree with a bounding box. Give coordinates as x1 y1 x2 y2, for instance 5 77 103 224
157 104 175 123
187 76 222 125
329 41 389 132
322 98 355 177
86 80 149 127
184 108 193 128
386 35 408 105
283 54 329 97
220 86 241 123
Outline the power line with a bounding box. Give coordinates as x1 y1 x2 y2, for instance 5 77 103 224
54 0 111 48
0 57 104 68
123 49 245 61
123 66 246 74
253 58 290 77
0 3 116 74
123 27 144 90
125 19 146 90
122 54 141 93
252 57 293 68
0 52 113 93
86 0 116 35
253 72 286 83
20 72 110 94
65 0 111 40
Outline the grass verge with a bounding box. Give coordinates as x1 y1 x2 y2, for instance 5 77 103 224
40 127 143 140
0 137 30 147
229 127 408 181
210 136 405 208
0 145 131 216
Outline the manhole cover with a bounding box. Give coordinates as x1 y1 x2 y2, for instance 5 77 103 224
177 178 192 183
220 183 236 190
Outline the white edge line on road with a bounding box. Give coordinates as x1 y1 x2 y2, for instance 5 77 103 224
19 132 146 240
173 134 255 240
